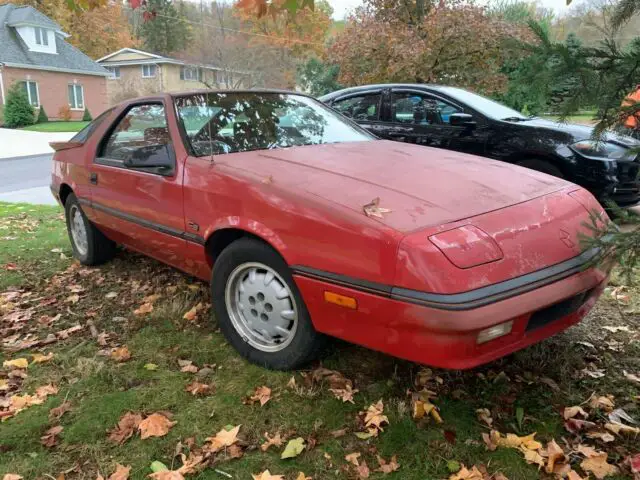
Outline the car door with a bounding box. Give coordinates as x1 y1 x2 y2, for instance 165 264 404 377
383 89 489 156
329 90 389 138
89 100 187 270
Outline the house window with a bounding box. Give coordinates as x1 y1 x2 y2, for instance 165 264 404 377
20 81 39 107
180 66 199 81
107 67 120 79
34 27 48 46
142 65 156 78
68 84 84 109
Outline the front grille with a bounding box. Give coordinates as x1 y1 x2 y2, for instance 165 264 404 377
526 289 593 332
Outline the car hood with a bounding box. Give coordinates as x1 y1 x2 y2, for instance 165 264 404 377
514 117 640 147
225 140 572 233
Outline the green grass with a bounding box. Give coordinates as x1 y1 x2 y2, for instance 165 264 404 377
0 203 638 480
21 121 89 133
540 111 597 126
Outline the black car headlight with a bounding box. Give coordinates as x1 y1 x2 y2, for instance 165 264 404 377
570 140 628 160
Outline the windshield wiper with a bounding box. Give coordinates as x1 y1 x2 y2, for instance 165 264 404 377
501 116 529 122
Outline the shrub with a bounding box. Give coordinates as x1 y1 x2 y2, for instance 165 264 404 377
3 83 34 128
37 105 49 123
82 108 92 122
58 104 72 121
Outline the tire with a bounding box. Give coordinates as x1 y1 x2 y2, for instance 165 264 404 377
517 158 564 179
64 193 116 266
211 238 326 370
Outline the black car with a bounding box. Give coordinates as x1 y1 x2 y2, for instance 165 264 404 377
319 84 640 207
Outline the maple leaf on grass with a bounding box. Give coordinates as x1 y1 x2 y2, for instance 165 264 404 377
134 302 154 315
108 412 143 444
376 455 400 474
476 408 493 427
204 425 241 453
345 452 361 466
246 386 272 406
31 352 54 364
564 405 589 420
3 358 28 369
544 439 566 474
178 359 198 373
110 346 131 362
360 399 388 437
3 475 23 480
295 474 312 480
139 413 176 439
108 464 131 480
40 425 63 447
252 470 284 480
49 401 72 421
184 381 213 396
580 450 619 479
260 431 283 451
281 437 305 459
448 465 485 480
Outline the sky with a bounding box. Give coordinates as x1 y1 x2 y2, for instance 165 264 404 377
327 0 585 20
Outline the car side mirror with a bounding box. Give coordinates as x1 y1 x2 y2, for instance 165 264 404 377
449 113 476 128
123 144 175 172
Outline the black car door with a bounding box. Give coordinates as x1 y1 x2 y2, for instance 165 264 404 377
328 89 389 138
380 88 489 156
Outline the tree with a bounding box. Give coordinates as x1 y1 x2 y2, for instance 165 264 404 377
296 57 342 96
3 83 35 128
82 108 92 121
138 0 191 55
524 1 640 278
330 0 529 95
37 105 49 123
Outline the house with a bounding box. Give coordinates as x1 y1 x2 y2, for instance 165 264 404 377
96 48 247 104
0 3 109 121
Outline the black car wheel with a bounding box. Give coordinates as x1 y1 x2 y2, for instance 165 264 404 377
64 193 116 265
211 238 326 370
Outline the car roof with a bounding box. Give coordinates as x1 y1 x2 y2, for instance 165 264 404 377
319 84 449 101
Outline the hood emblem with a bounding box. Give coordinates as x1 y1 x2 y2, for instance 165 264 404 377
559 229 575 248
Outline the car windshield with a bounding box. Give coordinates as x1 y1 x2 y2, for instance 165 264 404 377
175 92 373 156
437 87 527 121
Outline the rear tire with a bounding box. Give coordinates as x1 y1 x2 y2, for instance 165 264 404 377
64 193 116 265
211 238 325 370
517 159 564 179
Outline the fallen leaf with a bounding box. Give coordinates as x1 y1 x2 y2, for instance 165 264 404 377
3 475 23 480
357 460 370 479
376 455 400 474
35 384 58 397
580 451 619 479
139 413 176 439
362 399 389 436
281 437 305 459
623 371 640 384
565 418 597 434
345 452 361 466
261 432 283 452
3 358 28 369
178 359 198 373
448 465 485 480
144 363 158 371
295 474 311 480
134 302 154 315
31 352 54 364
248 386 271 406
564 405 589 420
108 412 143 444
522 447 545 468
252 470 284 480
40 425 63 447
148 472 184 480
182 303 204 321
205 425 240 452
604 422 640 435
329 384 359 403
65 294 80 304
589 395 615 412
586 430 616 442
545 439 566 474
184 381 212 396
110 346 131 362
330 428 348 438
363 197 391 218
476 408 493 427
49 401 72 421
108 464 131 480
566 471 586 480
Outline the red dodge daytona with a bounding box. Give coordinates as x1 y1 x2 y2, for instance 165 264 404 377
50 90 611 370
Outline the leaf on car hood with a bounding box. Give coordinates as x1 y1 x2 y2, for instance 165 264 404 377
363 197 391 218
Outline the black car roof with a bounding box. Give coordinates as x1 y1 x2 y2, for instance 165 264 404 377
318 84 449 101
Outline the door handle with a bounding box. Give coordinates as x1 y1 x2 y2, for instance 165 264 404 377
89 173 98 185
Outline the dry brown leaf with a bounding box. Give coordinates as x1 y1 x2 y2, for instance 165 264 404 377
362 399 389 436
147 472 184 480
566 471 586 480
476 408 493 427
357 460 370 479
139 413 176 439
545 439 566 474
295 474 311 480
110 346 131 362
363 197 391 218
448 465 485 480
604 422 640 435
345 452 361 466
376 455 400 474
49 401 72 421
252 470 284 480
35 384 58 397
205 425 241 453
3 475 23 480
589 395 615 412
134 302 154 315
178 359 198 373
248 386 271 406
260 432 283 452
108 412 143 444
184 381 212 396
580 452 619 479
330 428 348 438
3 358 28 369
227 444 244 459
565 418 597 434
522 447 545 468
329 384 359 403
107 464 131 480
176 452 205 475
564 405 589 420
31 352 54 364
413 399 443 423
40 425 63 447
586 430 616 442
182 303 204 321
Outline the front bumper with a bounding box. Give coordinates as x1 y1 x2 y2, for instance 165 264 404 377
294 264 609 369
574 155 640 207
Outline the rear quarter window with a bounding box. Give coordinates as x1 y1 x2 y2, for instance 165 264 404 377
70 108 114 143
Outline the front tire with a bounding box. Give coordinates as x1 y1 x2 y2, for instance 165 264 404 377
64 193 116 265
211 238 325 370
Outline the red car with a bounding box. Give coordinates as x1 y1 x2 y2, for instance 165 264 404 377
51 90 610 370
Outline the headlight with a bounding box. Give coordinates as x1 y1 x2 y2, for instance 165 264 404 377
570 140 628 160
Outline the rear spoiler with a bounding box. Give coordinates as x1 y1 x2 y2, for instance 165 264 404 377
49 141 83 152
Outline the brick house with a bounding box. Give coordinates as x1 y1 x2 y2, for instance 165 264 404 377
97 48 248 105
0 3 109 122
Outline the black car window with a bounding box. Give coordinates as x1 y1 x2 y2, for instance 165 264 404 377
392 93 463 126
98 103 174 170
435 100 463 124
332 94 381 121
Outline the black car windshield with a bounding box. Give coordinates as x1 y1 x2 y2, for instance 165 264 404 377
437 87 527 121
175 92 373 156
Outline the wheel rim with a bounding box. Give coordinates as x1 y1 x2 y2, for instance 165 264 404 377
69 205 88 256
224 262 298 352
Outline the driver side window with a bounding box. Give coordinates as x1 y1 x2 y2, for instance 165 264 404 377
100 104 171 163
332 94 381 121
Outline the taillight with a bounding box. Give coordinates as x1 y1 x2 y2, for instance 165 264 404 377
429 225 503 269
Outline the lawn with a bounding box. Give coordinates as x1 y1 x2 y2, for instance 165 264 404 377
22 121 89 133
540 112 597 126
0 202 638 480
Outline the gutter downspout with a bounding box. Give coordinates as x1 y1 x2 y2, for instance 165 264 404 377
0 63 5 106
